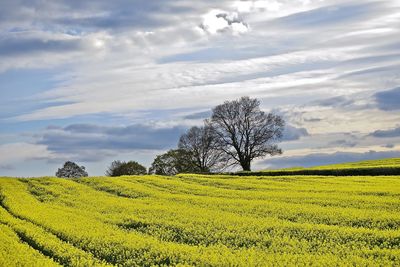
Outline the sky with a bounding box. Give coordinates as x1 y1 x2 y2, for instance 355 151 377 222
1 0 400 177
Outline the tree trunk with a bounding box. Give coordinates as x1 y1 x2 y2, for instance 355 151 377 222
240 160 251 171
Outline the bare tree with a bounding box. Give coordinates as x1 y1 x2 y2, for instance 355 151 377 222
207 96 284 171
178 126 223 172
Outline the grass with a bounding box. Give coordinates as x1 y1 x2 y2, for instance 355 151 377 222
0 163 400 266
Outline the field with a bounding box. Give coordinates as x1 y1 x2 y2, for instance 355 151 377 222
274 157 400 170
243 158 400 176
306 158 400 169
1 160 400 266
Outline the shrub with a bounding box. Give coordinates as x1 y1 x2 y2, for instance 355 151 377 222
106 160 147 176
55 161 88 178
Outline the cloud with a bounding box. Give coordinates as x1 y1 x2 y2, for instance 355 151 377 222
0 31 111 71
0 142 51 165
328 139 357 148
272 128 399 157
36 123 187 162
15 48 356 121
261 150 400 169
234 0 283 13
282 125 309 141
0 0 196 31
183 110 211 120
383 144 395 148
374 87 400 111
370 126 400 138
304 117 321 122
274 2 383 28
0 1 219 71
199 10 249 35
0 34 83 57
4 0 400 122
1 0 400 177
313 96 354 108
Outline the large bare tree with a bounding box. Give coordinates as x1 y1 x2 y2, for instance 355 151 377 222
207 96 284 171
178 126 223 172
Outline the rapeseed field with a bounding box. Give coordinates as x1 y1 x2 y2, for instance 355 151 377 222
0 169 399 266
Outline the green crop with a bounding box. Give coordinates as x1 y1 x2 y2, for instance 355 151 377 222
0 172 399 266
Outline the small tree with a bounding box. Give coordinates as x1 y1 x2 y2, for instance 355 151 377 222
207 96 284 171
178 125 223 172
106 160 147 176
56 161 88 178
106 160 123 176
149 149 199 175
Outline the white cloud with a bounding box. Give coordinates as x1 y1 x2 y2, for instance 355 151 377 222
200 9 249 35
15 47 356 121
0 143 52 165
231 22 249 35
201 10 230 34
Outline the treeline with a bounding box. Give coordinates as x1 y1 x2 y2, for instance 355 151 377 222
56 96 285 178
54 159 400 178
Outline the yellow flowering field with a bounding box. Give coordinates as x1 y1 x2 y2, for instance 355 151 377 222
0 173 399 266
